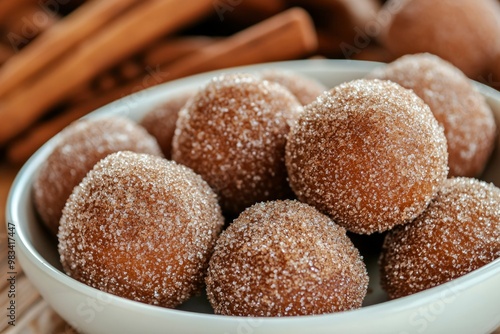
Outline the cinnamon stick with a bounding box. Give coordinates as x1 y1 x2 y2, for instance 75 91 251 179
217 0 287 25
7 7 318 163
159 7 317 79
2 3 60 44
79 6 315 101
287 0 380 56
143 36 216 68
0 0 214 145
239 0 288 16
0 43 13 65
7 98 104 164
71 59 143 105
68 37 214 109
0 0 36 22
71 37 215 105
6 71 157 164
97 7 317 105
0 0 140 98
1 3 60 48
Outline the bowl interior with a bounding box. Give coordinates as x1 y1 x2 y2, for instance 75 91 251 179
8 59 500 333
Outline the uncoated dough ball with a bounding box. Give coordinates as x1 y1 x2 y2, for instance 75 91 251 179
378 0 500 78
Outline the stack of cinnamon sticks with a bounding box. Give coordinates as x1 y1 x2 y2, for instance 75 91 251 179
0 0 388 164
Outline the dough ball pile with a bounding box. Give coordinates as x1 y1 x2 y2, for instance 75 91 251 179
206 200 368 316
33 116 162 234
368 53 497 177
260 69 326 105
58 151 224 307
286 79 448 234
32 65 499 316
140 91 193 159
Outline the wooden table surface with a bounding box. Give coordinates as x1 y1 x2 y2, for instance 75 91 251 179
1 161 499 334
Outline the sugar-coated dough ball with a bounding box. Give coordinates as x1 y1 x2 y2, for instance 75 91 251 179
259 69 326 105
378 0 500 77
380 178 500 299
368 53 497 177
172 73 303 216
58 151 224 308
206 200 368 316
33 116 162 234
286 79 448 234
140 92 193 159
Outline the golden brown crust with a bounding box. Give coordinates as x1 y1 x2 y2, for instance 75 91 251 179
206 200 368 316
172 73 303 216
140 92 194 159
58 151 224 307
380 178 500 299
33 116 162 234
286 79 448 234
368 53 497 177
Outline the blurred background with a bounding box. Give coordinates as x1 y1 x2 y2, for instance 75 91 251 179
0 0 500 332
0 0 498 167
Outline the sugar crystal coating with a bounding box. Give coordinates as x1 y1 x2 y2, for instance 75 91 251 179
259 69 327 105
380 177 500 299
286 79 449 234
368 53 497 177
58 151 224 308
206 200 368 316
140 91 194 159
33 116 162 234
172 73 303 216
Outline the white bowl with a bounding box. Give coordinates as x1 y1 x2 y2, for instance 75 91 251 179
7 60 500 334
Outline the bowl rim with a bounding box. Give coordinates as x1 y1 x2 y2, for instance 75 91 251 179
6 58 500 325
